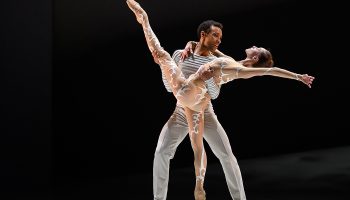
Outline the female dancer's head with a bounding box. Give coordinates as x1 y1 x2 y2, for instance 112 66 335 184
244 46 274 68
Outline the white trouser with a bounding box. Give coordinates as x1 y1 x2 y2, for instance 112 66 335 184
153 103 246 200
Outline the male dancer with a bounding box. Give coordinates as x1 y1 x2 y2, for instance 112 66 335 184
153 19 246 200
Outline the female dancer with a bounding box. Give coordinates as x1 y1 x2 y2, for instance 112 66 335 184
126 0 314 199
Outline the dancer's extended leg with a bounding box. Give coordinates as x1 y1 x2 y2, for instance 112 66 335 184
127 0 212 112
126 0 186 94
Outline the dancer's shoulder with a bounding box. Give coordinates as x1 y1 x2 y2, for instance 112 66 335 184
172 49 183 57
171 49 184 62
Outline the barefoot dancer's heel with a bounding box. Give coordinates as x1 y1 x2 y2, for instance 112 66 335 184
194 188 206 200
194 175 206 200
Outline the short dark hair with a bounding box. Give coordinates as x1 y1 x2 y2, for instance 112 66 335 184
197 20 223 39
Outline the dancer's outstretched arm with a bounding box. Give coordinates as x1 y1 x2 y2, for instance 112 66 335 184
235 66 315 88
207 57 315 88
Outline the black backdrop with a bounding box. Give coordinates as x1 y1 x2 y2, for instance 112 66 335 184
1 0 348 198
1 0 52 198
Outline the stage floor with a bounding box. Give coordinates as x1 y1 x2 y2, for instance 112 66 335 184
126 145 350 200
52 145 350 200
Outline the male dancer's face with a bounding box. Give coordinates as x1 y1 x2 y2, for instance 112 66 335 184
202 25 222 52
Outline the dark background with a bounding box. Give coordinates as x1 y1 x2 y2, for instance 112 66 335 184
1 0 348 199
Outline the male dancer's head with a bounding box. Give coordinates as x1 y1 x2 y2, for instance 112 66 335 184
195 20 223 56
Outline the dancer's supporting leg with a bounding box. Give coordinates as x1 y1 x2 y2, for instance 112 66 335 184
184 107 207 200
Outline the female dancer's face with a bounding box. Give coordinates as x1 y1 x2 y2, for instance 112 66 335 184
245 46 266 59
245 46 273 68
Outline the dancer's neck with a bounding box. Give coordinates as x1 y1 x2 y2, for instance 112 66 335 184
194 43 211 56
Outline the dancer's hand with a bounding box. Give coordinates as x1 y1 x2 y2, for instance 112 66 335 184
298 74 315 88
180 41 195 61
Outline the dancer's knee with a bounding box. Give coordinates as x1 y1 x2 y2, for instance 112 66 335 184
191 145 204 158
217 151 237 163
155 48 171 61
154 145 176 160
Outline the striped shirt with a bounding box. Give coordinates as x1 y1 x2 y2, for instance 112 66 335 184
162 49 221 99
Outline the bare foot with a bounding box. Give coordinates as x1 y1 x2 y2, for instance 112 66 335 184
126 0 145 24
194 188 206 200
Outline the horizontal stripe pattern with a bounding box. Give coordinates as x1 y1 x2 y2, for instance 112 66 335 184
161 49 221 99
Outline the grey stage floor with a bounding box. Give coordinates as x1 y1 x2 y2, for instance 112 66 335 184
52 145 350 200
